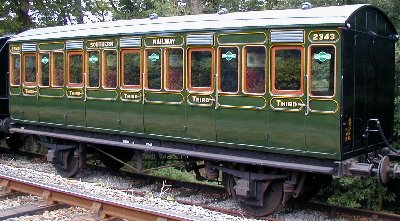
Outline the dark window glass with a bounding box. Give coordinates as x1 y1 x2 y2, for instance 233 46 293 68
24 54 36 83
68 53 83 85
53 52 64 87
40 53 50 86
146 49 162 90
274 49 301 91
190 50 212 89
88 51 100 87
311 46 335 96
244 46 265 94
11 54 20 86
166 48 183 91
104 50 117 88
122 50 141 87
219 47 238 92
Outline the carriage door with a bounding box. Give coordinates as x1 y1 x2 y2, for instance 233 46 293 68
185 34 216 141
268 45 306 151
305 44 338 155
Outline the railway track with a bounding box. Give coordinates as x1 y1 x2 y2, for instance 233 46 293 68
0 173 201 221
2 146 400 221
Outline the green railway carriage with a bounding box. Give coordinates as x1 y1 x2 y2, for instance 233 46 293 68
1 4 399 216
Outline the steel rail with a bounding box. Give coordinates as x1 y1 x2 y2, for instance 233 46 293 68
0 173 197 221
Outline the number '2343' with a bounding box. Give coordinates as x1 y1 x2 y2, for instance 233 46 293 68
309 32 338 42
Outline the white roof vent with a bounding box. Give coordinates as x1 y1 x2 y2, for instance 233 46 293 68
217 8 228 15
300 2 312 10
149 13 158 20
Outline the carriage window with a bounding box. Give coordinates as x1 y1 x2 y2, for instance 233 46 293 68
146 48 162 90
23 54 37 84
272 47 303 94
10 54 21 86
166 48 183 91
244 46 266 94
189 48 213 91
39 53 50 86
219 47 238 93
53 52 64 87
310 46 335 96
68 52 83 86
88 51 100 88
122 50 141 88
103 50 117 88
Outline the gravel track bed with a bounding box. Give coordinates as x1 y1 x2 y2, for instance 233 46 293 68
4 207 89 221
0 153 358 221
0 154 261 221
0 195 39 210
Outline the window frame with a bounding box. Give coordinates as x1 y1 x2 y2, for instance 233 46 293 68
121 49 142 90
22 53 38 86
144 48 163 91
102 49 118 89
38 52 51 87
67 51 84 88
308 44 336 98
242 45 267 95
86 50 101 89
10 53 21 86
188 47 214 92
271 46 304 96
164 47 184 92
217 46 240 94
51 51 65 88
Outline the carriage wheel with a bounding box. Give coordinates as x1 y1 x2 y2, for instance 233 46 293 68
54 149 83 178
224 174 283 217
5 134 23 151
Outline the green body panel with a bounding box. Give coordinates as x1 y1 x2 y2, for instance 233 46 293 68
268 109 306 151
65 89 85 127
20 87 38 122
218 33 267 44
119 100 144 133
305 114 339 155
39 43 64 51
186 104 215 141
9 88 22 120
216 108 267 146
38 88 65 125
143 92 185 137
86 90 119 130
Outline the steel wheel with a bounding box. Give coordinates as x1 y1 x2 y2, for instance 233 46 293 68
5 134 23 151
239 180 283 217
54 149 83 178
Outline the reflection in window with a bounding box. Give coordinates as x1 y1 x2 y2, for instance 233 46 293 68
122 50 141 87
53 52 64 87
11 54 20 86
311 46 335 96
146 49 162 90
40 53 50 86
274 48 302 91
24 54 36 83
219 47 238 92
244 46 265 94
103 50 117 88
190 49 212 89
68 53 83 85
166 48 183 91
88 51 100 87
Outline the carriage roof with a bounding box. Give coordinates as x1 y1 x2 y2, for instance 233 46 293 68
9 4 397 42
